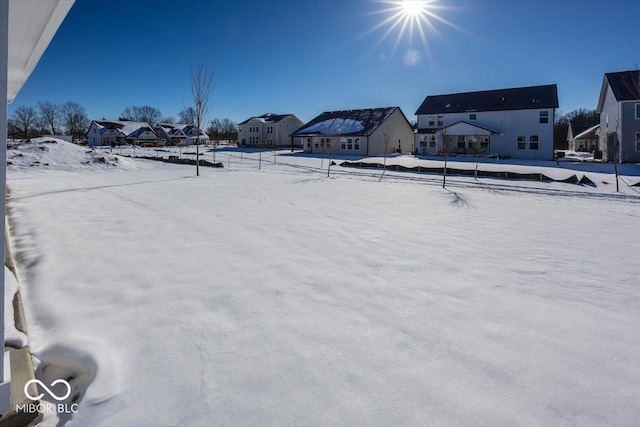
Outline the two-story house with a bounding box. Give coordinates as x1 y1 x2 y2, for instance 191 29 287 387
415 84 559 160
596 70 640 163
237 113 304 148
291 107 414 156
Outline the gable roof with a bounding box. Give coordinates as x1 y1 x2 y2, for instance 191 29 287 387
92 120 156 137
437 121 499 135
597 70 640 112
569 118 599 139
239 113 296 125
415 84 559 115
573 124 599 140
154 123 207 137
291 107 404 137
604 70 640 101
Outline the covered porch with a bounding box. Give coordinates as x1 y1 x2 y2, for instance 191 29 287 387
418 121 498 156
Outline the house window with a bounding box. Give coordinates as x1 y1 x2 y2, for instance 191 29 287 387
307 142 311 148
437 116 444 126
428 116 435 127
539 111 549 124
315 143 319 148
354 138 360 150
469 114 477 120
517 135 526 149
480 136 489 150
636 133 640 151
457 135 465 149
529 135 539 150
347 138 352 150
636 104 640 119
341 141 346 149
429 135 436 147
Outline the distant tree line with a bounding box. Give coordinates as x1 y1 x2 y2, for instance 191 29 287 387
8 101 89 141
8 101 238 144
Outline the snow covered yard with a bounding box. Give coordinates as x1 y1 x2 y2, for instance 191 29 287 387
6 140 640 426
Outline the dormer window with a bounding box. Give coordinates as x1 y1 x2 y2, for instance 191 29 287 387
469 114 477 120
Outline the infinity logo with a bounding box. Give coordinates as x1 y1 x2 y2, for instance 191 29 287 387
24 379 72 401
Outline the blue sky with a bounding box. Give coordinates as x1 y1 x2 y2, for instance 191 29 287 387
8 0 640 125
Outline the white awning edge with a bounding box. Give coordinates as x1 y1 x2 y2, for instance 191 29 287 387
7 0 75 103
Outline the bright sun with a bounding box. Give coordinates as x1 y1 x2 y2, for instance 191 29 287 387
362 0 459 65
401 0 426 17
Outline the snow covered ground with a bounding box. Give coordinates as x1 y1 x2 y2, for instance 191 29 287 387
6 139 640 426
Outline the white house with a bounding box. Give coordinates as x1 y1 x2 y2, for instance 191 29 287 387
415 85 559 160
87 120 157 146
291 107 414 156
238 113 303 148
596 70 640 163
154 123 209 145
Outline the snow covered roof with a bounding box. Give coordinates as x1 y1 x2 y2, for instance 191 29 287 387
239 113 295 125
93 120 155 137
6 0 75 103
291 107 401 137
154 123 206 137
415 84 559 115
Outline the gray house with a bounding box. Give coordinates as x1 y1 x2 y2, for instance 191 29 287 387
596 70 640 162
415 85 558 160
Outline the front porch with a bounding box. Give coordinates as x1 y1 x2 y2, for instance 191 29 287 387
417 121 498 156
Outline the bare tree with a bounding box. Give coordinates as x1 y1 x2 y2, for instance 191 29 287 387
120 105 162 126
190 64 216 176
12 105 37 139
326 138 339 178
377 125 392 181
38 101 61 135
221 118 237 144
161 116 176 124
179 107 197 125
61 101 89 142
438 127 453 188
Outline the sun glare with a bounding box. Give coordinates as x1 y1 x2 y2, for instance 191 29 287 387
362 0 460 66
401 0 426 17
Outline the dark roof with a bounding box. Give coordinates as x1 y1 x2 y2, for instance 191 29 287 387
239 113 293 125
415 84 559 115
291 107 401 137
605 70 640 101
569 118 599 138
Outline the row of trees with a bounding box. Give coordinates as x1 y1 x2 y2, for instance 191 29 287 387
8 100 237 143
9 101 89 140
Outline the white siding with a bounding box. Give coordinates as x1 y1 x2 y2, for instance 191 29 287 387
416 109 554 160
599 84 619 162
368 108 414 156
